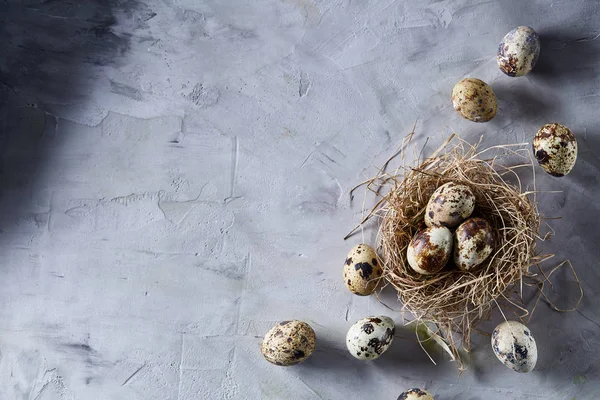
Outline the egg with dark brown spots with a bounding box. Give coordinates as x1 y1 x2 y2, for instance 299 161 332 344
533 123 577 177
425 182 476 228
346 316 395 360
397 388 435 400
454 218 496 271
407 226 452 275
492 320 537 373
497 26 540 77
261 320 316 366
452 78 497 122
343 244 383 296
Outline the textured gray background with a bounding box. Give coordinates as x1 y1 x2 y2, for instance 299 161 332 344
0 1 599 399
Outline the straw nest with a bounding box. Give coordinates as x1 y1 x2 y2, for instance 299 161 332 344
348 133 581 370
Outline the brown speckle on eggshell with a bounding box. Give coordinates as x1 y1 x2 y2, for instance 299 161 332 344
343 244 383 295
261 320 316 366
533 123 577 177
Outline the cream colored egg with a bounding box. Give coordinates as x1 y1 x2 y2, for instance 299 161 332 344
492 320 537 373
497 26 541 77
533 123 577 177
397 388 435 400
452 78 497 122
261 320 316 366
454 218 496 271
407 226 452 275
343 244 383 296
346 316 395 360
425 182 476 228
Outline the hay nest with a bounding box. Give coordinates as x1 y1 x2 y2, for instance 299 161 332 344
347 133 582 370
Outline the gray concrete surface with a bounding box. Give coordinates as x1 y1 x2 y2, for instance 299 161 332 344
0 0 599 399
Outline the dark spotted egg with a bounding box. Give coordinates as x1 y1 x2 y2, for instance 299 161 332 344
454 217 496 271
452 78 497 122
425 182 476 228
261 320 316 366
533 123 577 177
492 320 537 373
407 226 453 275
397 388 435 400
343 244 383 296
497 26 540 77
346 316 395 360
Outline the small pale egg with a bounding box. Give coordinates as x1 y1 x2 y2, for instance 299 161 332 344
492 320 537 373
261 320 316 366
346 316 395 360
407 226 452 275
454 218 496 271
425 182 476 228
533 123 577 177
343 244 383 296
497 26 540 77
397 388 435 400
452 78 497 122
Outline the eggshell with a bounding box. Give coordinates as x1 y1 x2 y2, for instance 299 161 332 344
452 78 497 122
454 218 496 271
425 182 476 228
397 388 435 400
407 226 453 275
346 316 395 360
343 244 383 296
261 320 316 366
491 320 537 373
533 123 577 177
497 26 540 77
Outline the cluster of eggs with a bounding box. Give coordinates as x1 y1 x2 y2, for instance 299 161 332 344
407 182 495 274
257 27 551 394
260 315 437 398
452 26 577 178
260 240 537 377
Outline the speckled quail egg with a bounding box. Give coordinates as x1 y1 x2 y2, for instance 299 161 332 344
452 78 497 122
397 388 435 400
346 316 395 360
343 244 383 296
261 320 316 366
497 26 540 77
492 320 537 373
533 123 578 177
407 226 453 275
454 217 496 271
425 182 476 228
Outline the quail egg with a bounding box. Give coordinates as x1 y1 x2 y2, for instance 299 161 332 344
407 226 453 275
346 316 395 360
261 320 316 366
491 320 537 373
452 78 497 122
497 26 540 77
454 217 496 271
343 244 383 296
425 182 476 228
397 388 435 400
533 123 577 177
